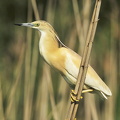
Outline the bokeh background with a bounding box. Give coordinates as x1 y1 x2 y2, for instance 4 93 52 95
0 0 120 120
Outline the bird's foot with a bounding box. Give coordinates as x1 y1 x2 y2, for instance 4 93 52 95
70 90 83 103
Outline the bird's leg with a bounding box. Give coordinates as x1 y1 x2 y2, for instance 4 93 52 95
70 89 93 102
82 89 93 93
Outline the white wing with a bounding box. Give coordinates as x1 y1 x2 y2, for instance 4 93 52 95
63 48 112 97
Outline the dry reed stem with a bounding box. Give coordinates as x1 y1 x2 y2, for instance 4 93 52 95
45 65 60 120
46 0 57 24
104 1 119 119
5 43 25 119
72 0 84 53
36 71 49 120
66 0 101 119
90 95 98 120
57 77 70 120
23 1 33 120
84 94 98 120
0 79 5 120
83 0 91 39
31 0 40 20
83 1 98 120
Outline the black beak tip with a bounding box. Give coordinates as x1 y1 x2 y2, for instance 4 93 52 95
14 23 22 26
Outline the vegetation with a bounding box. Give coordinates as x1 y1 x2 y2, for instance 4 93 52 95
0 0 119 120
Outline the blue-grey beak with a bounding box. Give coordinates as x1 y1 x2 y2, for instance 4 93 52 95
14 23 34 27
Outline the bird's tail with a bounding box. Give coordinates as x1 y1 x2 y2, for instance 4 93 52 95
100 91 112 99
100 92 108 99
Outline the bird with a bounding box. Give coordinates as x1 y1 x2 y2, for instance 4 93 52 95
15 20 112 100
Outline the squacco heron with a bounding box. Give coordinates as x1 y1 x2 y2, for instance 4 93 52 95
15 20 112 100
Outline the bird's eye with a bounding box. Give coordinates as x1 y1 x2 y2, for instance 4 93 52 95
35 23 40 27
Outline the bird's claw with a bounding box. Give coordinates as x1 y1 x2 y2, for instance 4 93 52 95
70 90 83 103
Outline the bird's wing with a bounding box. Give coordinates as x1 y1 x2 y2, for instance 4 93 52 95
61 48 112 97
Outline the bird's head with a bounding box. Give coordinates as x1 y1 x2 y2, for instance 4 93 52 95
15 20 55 33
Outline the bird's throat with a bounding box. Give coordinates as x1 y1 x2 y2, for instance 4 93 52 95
39 31 59 64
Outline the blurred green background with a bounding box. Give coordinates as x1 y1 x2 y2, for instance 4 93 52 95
0 0 120 120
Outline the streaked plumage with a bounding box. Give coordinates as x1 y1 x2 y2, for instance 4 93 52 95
15 20 112 99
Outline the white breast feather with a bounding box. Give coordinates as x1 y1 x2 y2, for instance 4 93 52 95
39 31 50 64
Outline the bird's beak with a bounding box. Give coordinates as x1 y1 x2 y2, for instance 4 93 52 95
14 23 34 28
